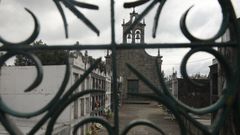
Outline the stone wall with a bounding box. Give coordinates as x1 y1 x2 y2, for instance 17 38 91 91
116 48 162 101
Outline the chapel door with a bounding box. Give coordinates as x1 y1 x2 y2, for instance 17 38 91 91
127 80 139 99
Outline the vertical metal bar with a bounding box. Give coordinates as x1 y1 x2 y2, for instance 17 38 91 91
0 112 23 135
110 0 119 134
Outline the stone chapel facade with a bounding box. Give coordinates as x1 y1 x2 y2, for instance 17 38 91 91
106 10 163 102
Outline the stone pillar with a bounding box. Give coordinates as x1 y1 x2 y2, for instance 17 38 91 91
105 50 111 74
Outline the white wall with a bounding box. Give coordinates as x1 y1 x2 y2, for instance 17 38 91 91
0 58 108 135
105 75 112 109
0 65 71 122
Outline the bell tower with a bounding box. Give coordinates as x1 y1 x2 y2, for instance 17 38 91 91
122 9 146 44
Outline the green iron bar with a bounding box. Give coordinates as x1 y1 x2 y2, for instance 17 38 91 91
0 42 237 51
110 0 120 134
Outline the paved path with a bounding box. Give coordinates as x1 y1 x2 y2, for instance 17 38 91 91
98 103 180 135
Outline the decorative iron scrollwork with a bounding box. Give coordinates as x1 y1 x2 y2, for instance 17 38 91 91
53 0 99 38
0 8 39 46
0 0 239 134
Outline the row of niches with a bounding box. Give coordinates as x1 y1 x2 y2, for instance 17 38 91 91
0 48 223 111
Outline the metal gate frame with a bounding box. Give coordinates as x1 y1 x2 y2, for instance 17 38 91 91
0 0 239 135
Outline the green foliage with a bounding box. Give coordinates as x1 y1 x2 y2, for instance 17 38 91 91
87 55 106 73
15 40 68 66
190 73 208 79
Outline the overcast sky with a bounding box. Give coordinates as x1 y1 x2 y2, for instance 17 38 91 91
0 0 240 77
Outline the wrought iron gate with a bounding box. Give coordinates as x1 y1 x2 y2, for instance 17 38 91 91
0 0 239 135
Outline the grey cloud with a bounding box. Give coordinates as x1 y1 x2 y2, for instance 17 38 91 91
0 0 237 44
0 0 232 74
0 0 112 44
163 58 212 77
0 4 36 42
186 60 212 75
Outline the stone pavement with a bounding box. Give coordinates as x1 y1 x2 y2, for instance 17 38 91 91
98 103 180 135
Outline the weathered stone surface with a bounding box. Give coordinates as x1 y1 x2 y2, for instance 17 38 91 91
115 11 163 101
116 48 162 101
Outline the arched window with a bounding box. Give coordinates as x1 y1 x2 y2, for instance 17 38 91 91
135 30 141 43
127 30 132 43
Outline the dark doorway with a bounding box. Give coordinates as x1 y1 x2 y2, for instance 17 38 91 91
127 80 139 99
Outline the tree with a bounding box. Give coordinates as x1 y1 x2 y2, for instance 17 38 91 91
15 40 68 66
190 73 208 79
85 55 106 73
161 71 168 81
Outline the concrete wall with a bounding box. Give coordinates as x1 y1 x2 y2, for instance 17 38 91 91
105 74 112 109
0 52 111 135
0 65 94 134
116 49 162 101
0 65 73 122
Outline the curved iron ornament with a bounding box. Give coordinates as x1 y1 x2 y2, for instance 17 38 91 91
53 0 99 38
121 119 166 135
180 0 229 42
0 8 40 46
124 0 167 38
126 47 233 134
0 0 239 135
